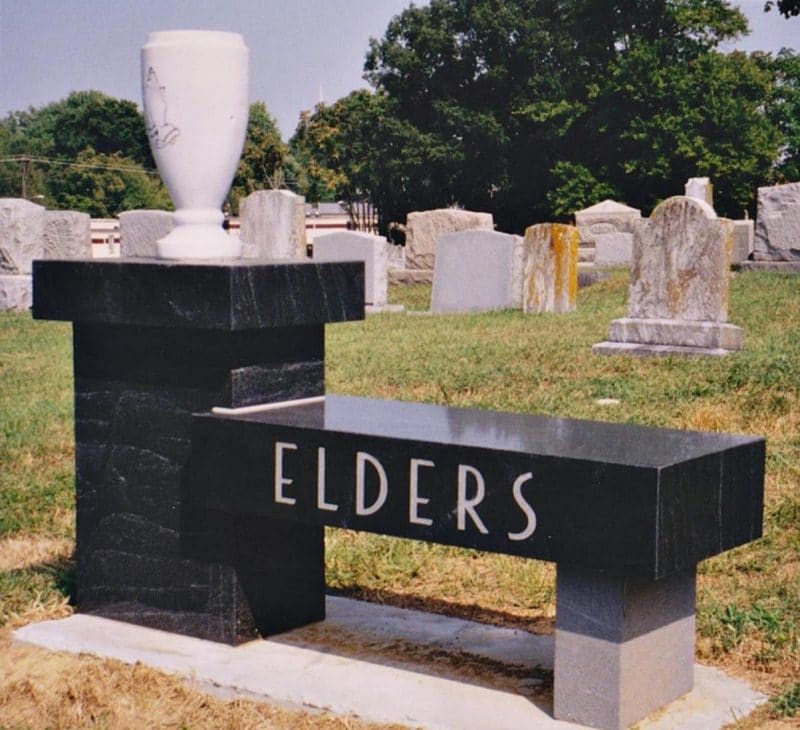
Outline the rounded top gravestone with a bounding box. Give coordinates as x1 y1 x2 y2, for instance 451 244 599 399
629 196 732 323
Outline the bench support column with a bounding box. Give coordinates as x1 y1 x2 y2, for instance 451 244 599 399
553 564 696 730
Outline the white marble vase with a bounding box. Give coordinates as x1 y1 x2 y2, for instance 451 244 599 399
142 30 249 259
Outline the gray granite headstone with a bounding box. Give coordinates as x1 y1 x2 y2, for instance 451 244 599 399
43 210 91 259
240 190 307 260
313 231 388 306
753 182 800 261
119 210 173 258
593 232 633 268
731 219 754 264
405 209 493 271
594 196 742 356
0 198 45 311
0 198 45 273
431 229 519 313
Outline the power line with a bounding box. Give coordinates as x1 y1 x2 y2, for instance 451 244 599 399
0 155 161 176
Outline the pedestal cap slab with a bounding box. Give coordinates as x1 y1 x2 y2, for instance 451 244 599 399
33 258 364 330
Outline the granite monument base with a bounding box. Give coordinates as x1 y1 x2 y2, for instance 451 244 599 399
736 261 800 273
554 566 695 729
33 258 364 644
594 317 743 357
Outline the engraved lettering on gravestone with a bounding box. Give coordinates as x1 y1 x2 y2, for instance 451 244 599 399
587 222 619 236
269 440 539 541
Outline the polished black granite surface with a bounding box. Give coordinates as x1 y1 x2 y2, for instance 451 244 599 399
227 395 760 467
32 259 366 643
192 395 765 579
33 258 364 329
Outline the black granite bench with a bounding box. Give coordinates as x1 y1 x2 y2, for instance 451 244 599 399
190 395 764 729
33 258 765 730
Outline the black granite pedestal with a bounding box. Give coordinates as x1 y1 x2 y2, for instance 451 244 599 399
33 258 364 644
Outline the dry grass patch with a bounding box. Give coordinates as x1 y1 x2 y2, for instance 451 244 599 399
0 534 73 572
0 634 403 730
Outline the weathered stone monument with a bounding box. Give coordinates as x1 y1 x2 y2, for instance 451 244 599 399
749 182 800 269
574 199 641 269
731 219 754 265
43 210 91 260
523 223 579 313
593 232 634 268
430 230 522 313
404 208 493 273
119 210 173 258
685 177 714 208
0 198 45 311
240 189 307 260
594 196 743 357
313 231 389 308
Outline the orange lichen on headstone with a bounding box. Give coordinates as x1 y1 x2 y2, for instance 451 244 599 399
523 223 579 313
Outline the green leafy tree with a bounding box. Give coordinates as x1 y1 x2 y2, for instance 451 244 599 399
361 0 776 228
7 91 153 166
0 90 163 212
764 0 800 17
763 49 800 183
291 90 404 231
229 102 291 213
45 148 170 217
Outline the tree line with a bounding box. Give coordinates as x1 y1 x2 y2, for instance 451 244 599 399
2 0 800 234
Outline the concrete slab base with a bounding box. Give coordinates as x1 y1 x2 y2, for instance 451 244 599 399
735 261 800 272
13 596 765 730
365 303 406 314
593 341 737 358
389 269 434 285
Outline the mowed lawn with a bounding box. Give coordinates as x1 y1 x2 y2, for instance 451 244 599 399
1 269 798 727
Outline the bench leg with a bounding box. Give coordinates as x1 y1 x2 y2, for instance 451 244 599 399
553 564 696 730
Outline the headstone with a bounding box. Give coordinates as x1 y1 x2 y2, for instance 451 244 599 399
119 210 173 258
386 243 405 271
430 229 520 313
522 223 579 313
753 182 800 262
240 190 307 260
731 219 754 264
573 199 641 245
43 210 91 259
405 209 493 271
685 177 714 208
593 231 633 268
594 196 742 356
0 198 45 311
313 231 388 306
0 198 45 273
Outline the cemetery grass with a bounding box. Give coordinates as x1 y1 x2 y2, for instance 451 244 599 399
0 271 797 727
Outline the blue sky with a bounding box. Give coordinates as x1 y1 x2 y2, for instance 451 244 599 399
1 0 798 140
